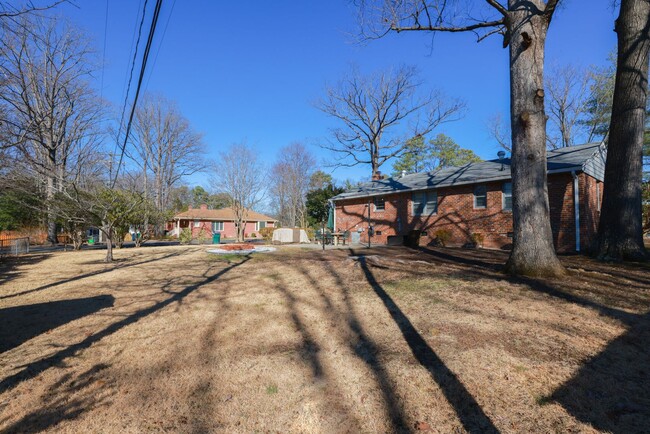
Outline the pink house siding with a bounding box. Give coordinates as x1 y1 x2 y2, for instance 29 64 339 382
169 204 276 240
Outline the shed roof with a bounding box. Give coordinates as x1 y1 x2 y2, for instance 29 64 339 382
173 207 276 222
332 142 606 201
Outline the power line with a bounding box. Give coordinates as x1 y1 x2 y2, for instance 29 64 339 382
113 0 148 163
144 0 177 93
111 0 164 188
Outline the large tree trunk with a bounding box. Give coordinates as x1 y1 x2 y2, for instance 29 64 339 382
504 2 566 277
595 0 650 261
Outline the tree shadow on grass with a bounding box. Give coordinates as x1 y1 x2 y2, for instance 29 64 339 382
354 255 500 433
0 255 250 396
0 253 51 289
550 312 650 433
0 295 115 353
0 363 113 433
0 251 182 301
382 246 650 433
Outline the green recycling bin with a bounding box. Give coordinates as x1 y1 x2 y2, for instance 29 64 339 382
212 233 221 244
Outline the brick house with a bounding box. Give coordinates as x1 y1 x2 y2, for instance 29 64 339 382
332 143 606 253
168 205 276 239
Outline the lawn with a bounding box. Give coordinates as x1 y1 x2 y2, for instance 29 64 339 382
0 245 649 433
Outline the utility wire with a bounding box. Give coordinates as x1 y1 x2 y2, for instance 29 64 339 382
113 0 148 173
111 0 164 188
144 0 177 92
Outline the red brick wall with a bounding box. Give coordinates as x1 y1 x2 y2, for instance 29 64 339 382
335 172 602 253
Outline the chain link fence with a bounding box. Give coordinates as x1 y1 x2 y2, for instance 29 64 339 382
0 237 30 257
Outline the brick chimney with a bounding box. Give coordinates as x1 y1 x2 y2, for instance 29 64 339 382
199 203 208 210
372 171 382 181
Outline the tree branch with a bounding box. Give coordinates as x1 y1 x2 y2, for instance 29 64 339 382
485 0 508 18
392 18 504 33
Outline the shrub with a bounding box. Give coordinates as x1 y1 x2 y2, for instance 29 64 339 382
470 232 485 248
179 228 192 244
305 227 315 241
259 227 274 243
434 229 452 247
250 232 257 238
197 227 208 244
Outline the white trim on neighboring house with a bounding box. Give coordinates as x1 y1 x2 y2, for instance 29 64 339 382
572 171 580 252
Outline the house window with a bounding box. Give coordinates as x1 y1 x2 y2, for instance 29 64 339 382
474 185 487 209
502 182 512 211
412 191 437 216
193 221 200 228
373 196 385 211
256 221 266 231
212 221 224 232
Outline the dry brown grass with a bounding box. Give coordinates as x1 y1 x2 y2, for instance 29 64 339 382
1 245 649 433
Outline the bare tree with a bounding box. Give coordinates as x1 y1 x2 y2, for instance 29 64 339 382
128 93 206 218
270 143 315 227
211 143 267 242
0 1 68 19
595 0 650 261
360 0 565 277
486 113 512 151
0 16 105 244
545 64 590 148
316 65 464 178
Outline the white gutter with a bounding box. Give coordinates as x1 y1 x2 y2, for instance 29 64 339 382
572 171 580 252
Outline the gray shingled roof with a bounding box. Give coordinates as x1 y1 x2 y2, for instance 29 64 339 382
332 142 606 201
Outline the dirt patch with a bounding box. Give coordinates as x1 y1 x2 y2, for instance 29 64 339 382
0 245 648 433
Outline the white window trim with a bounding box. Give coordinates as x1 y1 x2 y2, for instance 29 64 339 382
412 191 437 216
502 182 513 212
473 185 487 209
373 197 385 212
193 220 200 228
212 221 224 232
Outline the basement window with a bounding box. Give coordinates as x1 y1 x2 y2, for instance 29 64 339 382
474 185 487 209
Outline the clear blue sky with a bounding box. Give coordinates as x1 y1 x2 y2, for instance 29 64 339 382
58 0 617 187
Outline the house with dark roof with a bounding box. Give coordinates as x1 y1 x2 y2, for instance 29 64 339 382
167 205 277 239
332 143 606 252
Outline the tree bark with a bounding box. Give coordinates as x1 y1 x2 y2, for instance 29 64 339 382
504 2 566 277
46 174 57 245
596 0 650 261
103 224 114 262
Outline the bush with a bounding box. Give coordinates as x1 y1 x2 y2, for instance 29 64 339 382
470 232 485 248
434 229 452 247
305 227 315 241
197 227 208 244
179 228 192 244
259 227 274 243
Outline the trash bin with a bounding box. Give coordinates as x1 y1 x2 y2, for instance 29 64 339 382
212 233 221 244
88 237 95 245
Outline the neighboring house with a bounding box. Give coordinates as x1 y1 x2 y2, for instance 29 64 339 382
332 142 606 253
168 205 276 239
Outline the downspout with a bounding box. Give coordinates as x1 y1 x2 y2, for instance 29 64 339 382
329 199 336 232
571 171 580 252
